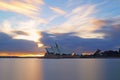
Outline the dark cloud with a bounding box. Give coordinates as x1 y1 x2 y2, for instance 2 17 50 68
41 31 120 54
12 31 29 35
94 18 120 39
0 32 40 53
1 18 120 54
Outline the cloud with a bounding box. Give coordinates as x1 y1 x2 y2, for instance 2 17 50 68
49 7 66 15
23 0 44 4
0 32 43 53
94 17 120 39
46 0 120 39
12 31 29 36
1 17 120 53
40 9 120 53
90 19 107 26
47 4 103 39
0 0 45 20
0 19 44 47
41 32 120 54
1 0 120 54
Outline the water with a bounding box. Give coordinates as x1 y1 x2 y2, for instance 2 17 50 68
0 58 120 80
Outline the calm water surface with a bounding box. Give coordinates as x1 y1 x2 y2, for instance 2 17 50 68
0 58 120 80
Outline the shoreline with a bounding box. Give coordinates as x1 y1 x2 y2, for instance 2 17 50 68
0 57 120 59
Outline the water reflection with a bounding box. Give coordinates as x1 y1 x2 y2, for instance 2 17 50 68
78 59 104 80
0 58 43 80
0 59 120 80
102 59 120 80
42 59 104 80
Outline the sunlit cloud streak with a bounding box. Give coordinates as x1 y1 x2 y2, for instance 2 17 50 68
49 7 66 15
47 0 120 39
0 19 44 48
0 0 47 48
48 4 104 39
0 0 47 24
0 0 41 17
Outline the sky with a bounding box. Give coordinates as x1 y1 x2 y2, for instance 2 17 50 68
0 0 120 55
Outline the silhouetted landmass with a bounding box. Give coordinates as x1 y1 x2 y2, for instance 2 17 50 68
80 48 120 58
43 48 120 58
1 48 120 58
43 43 120 58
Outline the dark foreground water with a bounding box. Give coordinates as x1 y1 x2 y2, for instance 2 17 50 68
0 59 120 80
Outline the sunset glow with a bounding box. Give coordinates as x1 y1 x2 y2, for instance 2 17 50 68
0 52 45 57
0 0 120 55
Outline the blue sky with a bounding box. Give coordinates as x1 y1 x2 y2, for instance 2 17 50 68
0 0 120 54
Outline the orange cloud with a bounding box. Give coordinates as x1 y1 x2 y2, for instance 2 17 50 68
91 19 106 26
50 7 66 15
0 0 43 18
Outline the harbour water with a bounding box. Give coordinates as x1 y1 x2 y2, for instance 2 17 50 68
0 58 120 80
